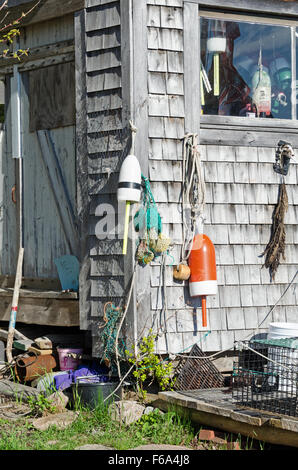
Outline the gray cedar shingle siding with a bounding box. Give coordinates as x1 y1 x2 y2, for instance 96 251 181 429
144 0 297 354
84 0 125 355
86 0 298 355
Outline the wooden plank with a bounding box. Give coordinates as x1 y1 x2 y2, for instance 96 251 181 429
0 40 74 71
160 6 183 29
0 288 78 300
201 114 298 131
86 27 121 52
29 62 75 132
86 48 121 73
87 91 122 113
86 68 121 93
91 277 125 297
87 0 117 6
5 0 85 27
200 127 298 148
157 389 298 448
190 0 298 17
0 275 61 290
90 256 124 277
21 68 77 278
0 296 79 327
36 130 79 255
85 3 121 32
148 0 183 6
75 9 91 331
148 27 183 51
87 110 122 133
131 0 150 345
184 1 200 134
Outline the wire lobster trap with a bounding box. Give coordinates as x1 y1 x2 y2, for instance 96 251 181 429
174 344 225 391
232 338 298 418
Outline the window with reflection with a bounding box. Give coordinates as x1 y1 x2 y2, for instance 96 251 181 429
200 17 296 120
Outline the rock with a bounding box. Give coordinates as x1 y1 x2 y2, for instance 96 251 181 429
108 400 146 425
75 444 115 450
132 444 192 451
47 391 69 412
34 336 52 350
32 411 78 431
143 406 163 415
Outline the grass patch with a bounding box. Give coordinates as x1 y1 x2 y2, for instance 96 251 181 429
0 399 196 451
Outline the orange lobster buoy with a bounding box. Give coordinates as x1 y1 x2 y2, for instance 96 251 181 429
188 234 217 328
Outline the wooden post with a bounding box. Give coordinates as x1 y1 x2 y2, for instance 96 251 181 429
6 247 24 363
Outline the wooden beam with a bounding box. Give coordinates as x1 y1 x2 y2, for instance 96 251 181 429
184 1 200 134
0 40 75 73
157 389 298 448
4 0 85 28
186 0 298 17
0 379 40 401
201 114 298 130
0 296 79 327
75 9 90 331
199 126 298 147
0 275 61 290
131 0 150 347
0 288 78 300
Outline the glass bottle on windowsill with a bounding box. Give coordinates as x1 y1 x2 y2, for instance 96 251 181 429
259 111 273 118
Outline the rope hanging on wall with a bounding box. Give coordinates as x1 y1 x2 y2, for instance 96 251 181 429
261 141 294 282
181 133 206 262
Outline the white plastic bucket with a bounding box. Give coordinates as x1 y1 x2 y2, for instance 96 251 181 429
268 322 298 340
57 348 83 371
267 323 298 394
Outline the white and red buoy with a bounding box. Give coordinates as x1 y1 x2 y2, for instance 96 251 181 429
188 234 217 327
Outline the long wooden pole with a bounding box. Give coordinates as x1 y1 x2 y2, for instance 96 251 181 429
6 51 24 364
6 247 24 363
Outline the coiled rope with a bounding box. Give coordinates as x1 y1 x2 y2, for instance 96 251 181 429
181 133 206 262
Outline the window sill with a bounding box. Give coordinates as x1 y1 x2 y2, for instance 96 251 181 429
200 115 298 147
201 114 298 130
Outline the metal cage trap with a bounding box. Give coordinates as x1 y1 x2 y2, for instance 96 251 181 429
174 344 225 391
232 338 298 418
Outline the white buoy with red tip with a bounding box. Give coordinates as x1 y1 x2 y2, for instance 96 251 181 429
188 234 217 328
117 123 142 255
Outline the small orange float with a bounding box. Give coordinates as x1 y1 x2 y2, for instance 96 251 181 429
188 234 218 328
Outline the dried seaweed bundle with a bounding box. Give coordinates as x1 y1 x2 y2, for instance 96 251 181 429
262 182 288 281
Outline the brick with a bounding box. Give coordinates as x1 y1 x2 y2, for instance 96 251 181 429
226 441 241 450
199 430 215 441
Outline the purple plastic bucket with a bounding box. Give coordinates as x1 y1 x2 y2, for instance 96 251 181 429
57 348 83 371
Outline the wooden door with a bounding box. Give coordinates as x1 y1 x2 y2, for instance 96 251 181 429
20 62 78 279
0 77 18 276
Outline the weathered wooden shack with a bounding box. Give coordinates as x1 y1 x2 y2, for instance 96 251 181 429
0 0 297 361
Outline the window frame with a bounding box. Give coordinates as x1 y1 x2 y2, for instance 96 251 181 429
183 0 298 146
